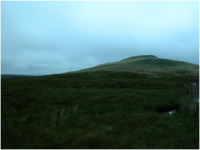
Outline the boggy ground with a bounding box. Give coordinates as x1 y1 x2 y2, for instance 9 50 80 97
1 71 199 149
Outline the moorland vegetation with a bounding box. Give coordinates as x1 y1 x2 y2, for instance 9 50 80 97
1 55 199 149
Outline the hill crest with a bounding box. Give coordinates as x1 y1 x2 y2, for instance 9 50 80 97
64 55 199 76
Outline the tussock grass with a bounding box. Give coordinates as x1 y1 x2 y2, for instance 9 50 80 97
1 70 199 149
174 82 199 114
178 96 199 113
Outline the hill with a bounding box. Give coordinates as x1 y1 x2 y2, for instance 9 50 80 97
1 74 34 79
1 55 199 149
64 55 199 76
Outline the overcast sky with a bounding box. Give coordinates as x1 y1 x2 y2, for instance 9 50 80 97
1 1 199 75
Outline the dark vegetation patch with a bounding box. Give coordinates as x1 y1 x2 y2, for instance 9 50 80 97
1 71 199 149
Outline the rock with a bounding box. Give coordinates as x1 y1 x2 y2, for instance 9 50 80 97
191 82 199 99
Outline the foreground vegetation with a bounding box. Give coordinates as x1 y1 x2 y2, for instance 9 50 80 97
1 71 199 148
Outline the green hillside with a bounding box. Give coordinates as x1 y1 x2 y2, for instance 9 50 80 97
1 70 199 149
64 55 199 76
1 55 199 149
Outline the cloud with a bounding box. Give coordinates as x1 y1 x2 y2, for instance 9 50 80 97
1 1 199 75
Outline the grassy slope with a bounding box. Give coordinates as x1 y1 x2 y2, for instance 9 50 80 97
1 55 199 149
64 55 199 76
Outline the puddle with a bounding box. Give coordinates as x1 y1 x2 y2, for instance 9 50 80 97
169 110 176 115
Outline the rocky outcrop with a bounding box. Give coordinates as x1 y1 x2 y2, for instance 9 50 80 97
190 82 199 101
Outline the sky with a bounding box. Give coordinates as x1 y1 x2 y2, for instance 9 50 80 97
1 1 199 75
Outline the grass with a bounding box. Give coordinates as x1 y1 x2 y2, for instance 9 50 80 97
1 70 199 149
75 55 199 77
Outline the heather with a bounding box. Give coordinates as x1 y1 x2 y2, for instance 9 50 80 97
1 70 199 149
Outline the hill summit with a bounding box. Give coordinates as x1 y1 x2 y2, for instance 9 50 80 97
120 55 158 61
65 55 199 76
